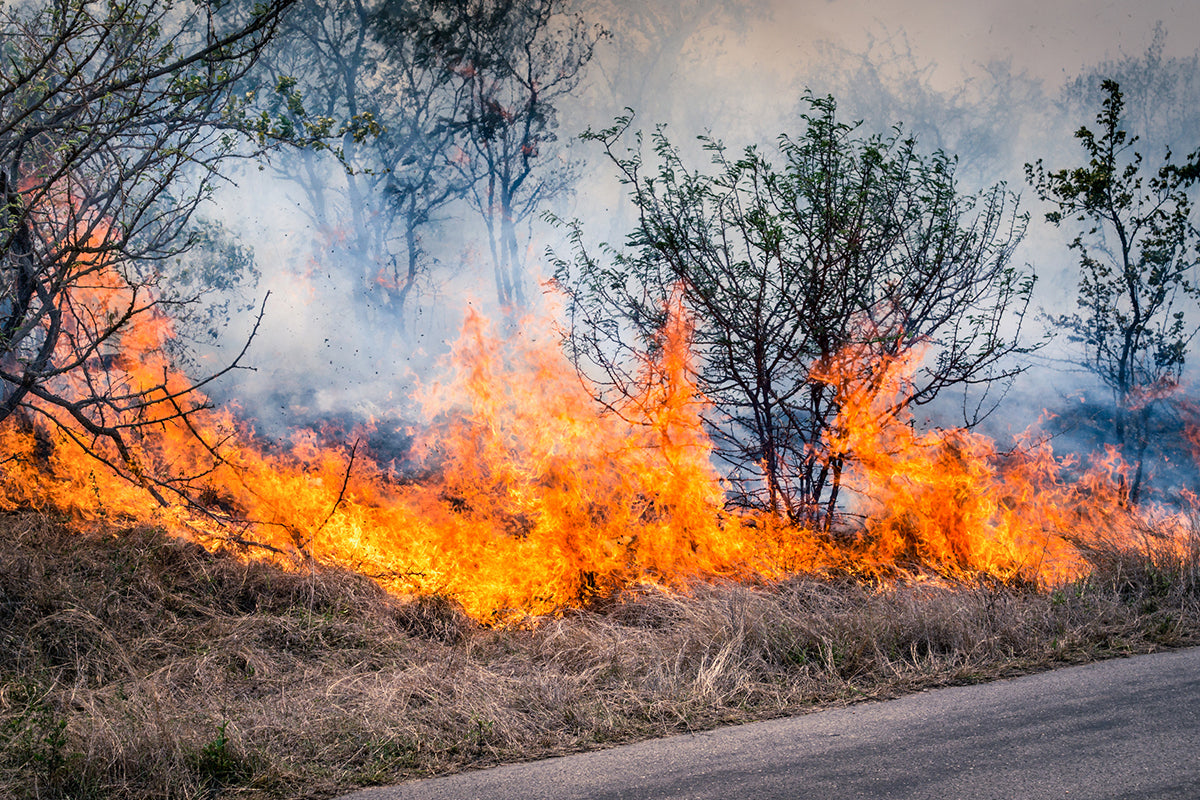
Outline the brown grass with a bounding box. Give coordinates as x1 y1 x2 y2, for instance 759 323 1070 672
1 510 1198 799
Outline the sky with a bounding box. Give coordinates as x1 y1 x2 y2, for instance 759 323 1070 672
769 0 1200 83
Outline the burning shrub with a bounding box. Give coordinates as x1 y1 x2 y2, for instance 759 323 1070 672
556 92 1033 523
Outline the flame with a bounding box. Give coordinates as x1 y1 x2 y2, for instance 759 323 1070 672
2 276 796 619
815 343 1104 582
1 208 1193 620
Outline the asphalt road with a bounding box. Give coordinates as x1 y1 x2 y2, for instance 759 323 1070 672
339 647 1200 800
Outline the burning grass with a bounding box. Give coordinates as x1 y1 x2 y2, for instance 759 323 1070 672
4 299 1187 623
1 510 1197 800
5 242 1200 796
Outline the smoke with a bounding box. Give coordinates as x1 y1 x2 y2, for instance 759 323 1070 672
182 0 1200 477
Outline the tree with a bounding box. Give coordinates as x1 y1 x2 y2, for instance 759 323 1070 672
431 0 603 309
260 0 467 331
260 0 601 322
0 0 292 500
574 0 764 133
808 27 1044 188
555 93 1033 524
1026 79 1200 503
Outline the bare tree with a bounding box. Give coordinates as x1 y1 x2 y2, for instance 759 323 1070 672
556 94 1034 524
260 0 468 330
0 0 292 501
430 0 603 309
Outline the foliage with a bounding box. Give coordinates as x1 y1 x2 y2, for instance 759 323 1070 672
1 685 75 792
1027 79 1200 502
196 720 252 793
1060 24 1200 161
164 218 261 351
556 93 1033 522
259 0 601 320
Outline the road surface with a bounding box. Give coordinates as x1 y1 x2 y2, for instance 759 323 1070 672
339 646 1200 800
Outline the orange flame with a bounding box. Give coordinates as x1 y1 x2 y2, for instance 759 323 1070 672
1 222 1194 619
816 343 1098 582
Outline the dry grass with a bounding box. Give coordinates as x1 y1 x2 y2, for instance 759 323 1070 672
1 511 1198 799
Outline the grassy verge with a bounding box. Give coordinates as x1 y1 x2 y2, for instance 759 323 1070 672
1 511 1197 799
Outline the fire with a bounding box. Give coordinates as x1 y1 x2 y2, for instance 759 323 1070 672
0 222 1193 620
2 266 789 618
817 343 1099 582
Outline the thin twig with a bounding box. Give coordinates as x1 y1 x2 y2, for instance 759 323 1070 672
299 438 360 551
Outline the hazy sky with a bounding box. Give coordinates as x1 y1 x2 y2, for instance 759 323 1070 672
576 0 1199 169
766 0 1199 84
